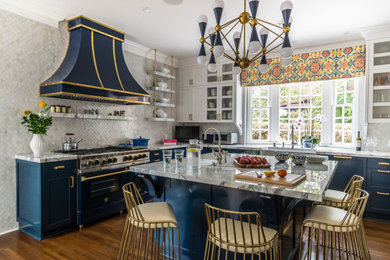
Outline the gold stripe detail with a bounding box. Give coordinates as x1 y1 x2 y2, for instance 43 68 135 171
81 169 129 182
91 31 105 88
40 81 150 97
334 156 352 160
113 39 125 91
40 91 150 104
68 24 124 42
67 15 124 35
54 165 65 170
378 162 390 166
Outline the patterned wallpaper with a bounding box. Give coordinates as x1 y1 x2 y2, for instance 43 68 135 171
0 10 175 234
241 45 366 86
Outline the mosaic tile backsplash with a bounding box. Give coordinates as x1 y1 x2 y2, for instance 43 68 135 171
0 10 175 234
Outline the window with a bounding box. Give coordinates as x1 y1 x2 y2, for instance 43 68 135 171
334 79 355 144
279 82 323 142
247 78 360 146
250 86 269 141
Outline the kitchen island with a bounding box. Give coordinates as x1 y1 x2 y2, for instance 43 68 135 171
130 155 338 259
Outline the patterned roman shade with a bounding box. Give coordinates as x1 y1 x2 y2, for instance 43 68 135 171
240 45 366 86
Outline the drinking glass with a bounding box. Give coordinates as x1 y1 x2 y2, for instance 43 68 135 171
163 150 172 168
174 149 185 169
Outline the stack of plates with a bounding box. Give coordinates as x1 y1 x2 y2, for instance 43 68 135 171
306 155 328 164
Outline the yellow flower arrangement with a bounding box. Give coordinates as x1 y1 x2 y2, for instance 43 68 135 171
38 100 47 109
24 110 32 115
21 101 52 135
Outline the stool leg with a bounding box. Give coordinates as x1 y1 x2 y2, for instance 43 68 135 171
117 217 130 260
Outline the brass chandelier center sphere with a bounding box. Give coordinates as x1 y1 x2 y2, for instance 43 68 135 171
215 25 222 32
239 57 251 69
239 12 251 24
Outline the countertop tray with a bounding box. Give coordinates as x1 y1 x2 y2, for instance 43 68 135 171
234 171 306 187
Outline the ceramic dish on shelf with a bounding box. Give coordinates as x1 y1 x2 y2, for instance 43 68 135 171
161 68 170 74
157 81 168 89
156 109 167 118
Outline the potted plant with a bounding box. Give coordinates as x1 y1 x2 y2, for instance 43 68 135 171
301 114 326 149
21 101 52 156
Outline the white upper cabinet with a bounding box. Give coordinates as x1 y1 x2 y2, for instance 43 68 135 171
176 87 206 122
178 65 204 87
206 62 234 84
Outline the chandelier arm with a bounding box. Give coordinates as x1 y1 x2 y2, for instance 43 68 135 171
203 41 212 47
244 0 247 13
243 21 246 58
220 31 239 57
203 31 217 41
256 18 284 30
250 51 265 63
257 21 285 40
264 32 285 50
221 17 240 30
223 53 237 63
222 20 240 40
237 23 244 53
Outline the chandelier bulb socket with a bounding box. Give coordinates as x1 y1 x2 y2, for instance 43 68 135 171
250 19 258 27
215 25 222 32
283 26 290 33
210 47 213 52
262 48 267 53
200 38 206 43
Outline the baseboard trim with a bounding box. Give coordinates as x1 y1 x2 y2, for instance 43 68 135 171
0 227 18 236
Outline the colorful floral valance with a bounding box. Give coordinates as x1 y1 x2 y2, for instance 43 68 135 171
240 45 366 86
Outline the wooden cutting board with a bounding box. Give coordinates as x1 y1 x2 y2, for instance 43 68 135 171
234 171 306 187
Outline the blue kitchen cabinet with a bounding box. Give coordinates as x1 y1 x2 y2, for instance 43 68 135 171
16 159 77 240
327 155 367 191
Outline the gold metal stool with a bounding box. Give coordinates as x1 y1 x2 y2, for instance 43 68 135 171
118 182 180 260
204 203 280 260
321 175 364 208
299 188 370 259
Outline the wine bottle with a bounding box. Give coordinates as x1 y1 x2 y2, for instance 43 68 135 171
356 131 362 151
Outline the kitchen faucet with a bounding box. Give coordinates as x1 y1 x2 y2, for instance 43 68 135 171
203 128 224 165
291 124 297 149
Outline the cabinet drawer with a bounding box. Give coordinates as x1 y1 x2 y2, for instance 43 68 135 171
368 168 390 188
367 158 390 170
367 187 390 214
150 150 162 162
43 160 76 176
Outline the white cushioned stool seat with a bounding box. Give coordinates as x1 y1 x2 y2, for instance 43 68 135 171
130 202 177 228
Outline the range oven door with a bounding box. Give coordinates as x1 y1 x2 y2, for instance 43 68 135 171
78 168 129 226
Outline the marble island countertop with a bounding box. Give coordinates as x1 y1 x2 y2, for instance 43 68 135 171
150 143 390 159
15 153 78 163
130 155 338 202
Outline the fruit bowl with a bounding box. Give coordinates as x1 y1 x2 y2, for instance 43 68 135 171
274 151 289 162
233 155 271 168
291 154 306 166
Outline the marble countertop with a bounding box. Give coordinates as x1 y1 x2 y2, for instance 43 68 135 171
130 155 338 202
15 153 78 163
150 143 390 159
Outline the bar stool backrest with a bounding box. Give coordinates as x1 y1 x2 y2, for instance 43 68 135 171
122 182 145 222
204 203 267 248
341 188 369 226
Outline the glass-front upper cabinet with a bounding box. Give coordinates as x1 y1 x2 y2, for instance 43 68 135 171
221 85 233 121
206 62 234 83
206 86 218 120
372 40 390 67
371 71 390 119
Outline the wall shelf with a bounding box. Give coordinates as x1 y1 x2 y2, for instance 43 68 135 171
373 102 390 107
148 86 175 94
148 117 175 122
155 102 175 108
154 71 176 79
50 113 136 121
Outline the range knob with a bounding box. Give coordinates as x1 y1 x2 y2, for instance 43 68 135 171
94 159 100 165
128 156 133 160
133 155 139 160
142 154 147 158
101 160 107 165
107 158 113 164
123 156 128 161
113 158 117 163
88 160 94 167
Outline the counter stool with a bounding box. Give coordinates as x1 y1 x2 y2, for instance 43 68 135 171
321 175 364 208
118 182 180 260
299 188 370 259
204 203 280 260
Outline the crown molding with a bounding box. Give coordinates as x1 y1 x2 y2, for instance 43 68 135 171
123 39 179 68
361 23 390 40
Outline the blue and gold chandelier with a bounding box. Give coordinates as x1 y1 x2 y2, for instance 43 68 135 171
197 0 293 74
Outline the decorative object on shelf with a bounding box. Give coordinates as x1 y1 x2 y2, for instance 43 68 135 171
21 101 52 156
197 0 293 74
241 45 366 86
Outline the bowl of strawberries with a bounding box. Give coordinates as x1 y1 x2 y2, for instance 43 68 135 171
234 155 271 168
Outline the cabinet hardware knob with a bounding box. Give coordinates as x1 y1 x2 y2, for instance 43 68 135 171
377 192 390 196
54 165 65 170
378 162 390 166
334 156 352 160
70 176 75 188
153 159 160 162
377 169 390 173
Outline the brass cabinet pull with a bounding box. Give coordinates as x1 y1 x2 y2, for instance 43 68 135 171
377 169 390 173
154 153 159 156
54 165 65 170
334 156 352 160
378 162 390 166
153 159 160 162
81 169 129 182
377 192 390 196
70 176 75 188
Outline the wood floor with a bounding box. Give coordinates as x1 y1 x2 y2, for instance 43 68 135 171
0 213 390 260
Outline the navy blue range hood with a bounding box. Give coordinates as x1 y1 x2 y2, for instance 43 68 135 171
40 16 150 105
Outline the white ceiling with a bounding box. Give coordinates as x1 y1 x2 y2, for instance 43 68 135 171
4 0 390 58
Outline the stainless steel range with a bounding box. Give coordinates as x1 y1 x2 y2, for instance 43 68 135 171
57 146 151 228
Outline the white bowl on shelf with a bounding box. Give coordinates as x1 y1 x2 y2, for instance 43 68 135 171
159 97 170 104
156 109 168 118
157 81 168 89
161 68 170 74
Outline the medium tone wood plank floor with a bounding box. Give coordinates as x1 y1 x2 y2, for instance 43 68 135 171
0 213 389 260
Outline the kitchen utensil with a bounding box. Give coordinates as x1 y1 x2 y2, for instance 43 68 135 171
291 154 307 165
255 170 263 178
275 151 290 162
132 137 149 147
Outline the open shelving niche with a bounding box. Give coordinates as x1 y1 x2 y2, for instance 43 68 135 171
148 49 176 122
